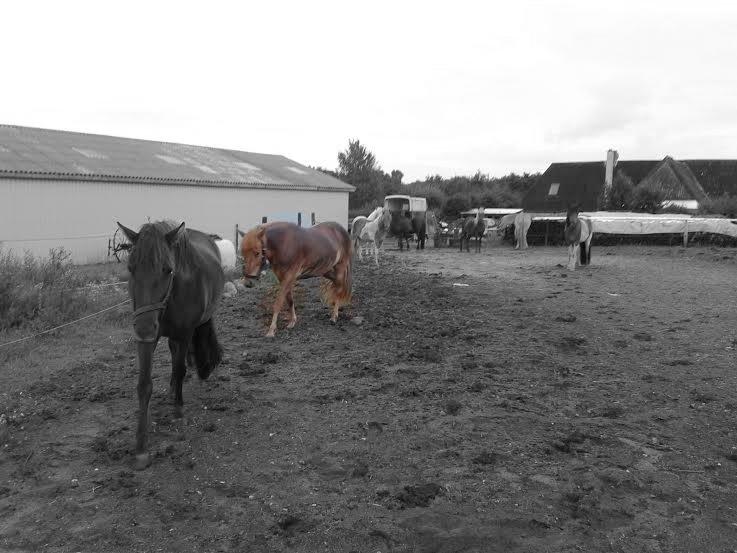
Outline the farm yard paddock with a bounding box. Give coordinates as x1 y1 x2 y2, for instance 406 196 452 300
1 245 737 552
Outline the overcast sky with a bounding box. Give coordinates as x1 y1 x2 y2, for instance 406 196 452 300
2 1 736 182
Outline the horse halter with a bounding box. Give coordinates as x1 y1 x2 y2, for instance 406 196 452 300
132 271 175 343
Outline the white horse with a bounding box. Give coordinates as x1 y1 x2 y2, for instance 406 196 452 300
357 208 392 265
351 206 383 256
498 211 532 249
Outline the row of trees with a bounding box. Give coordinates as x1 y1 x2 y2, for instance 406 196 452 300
318 139 539 220
321 139 737 220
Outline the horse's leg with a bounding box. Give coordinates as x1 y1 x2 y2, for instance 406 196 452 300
168 338 188 418
328 262 350 323
266 276 295 338
373 239 380 266
567 244 575 271
134 341 156 470
286 288 297 329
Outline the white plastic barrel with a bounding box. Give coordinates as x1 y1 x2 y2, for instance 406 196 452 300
215 239 236 270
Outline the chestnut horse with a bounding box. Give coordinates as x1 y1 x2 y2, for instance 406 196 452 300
563 205 593 270
117 220 225 470
460 207 486 252
240 221 353 337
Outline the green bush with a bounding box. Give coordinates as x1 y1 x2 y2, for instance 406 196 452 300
700 194 737 218
0 248 92 331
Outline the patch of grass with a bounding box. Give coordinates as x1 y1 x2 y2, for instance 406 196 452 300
0 248 129 332
0 248 91 331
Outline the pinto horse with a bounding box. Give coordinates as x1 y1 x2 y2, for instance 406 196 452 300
356 208 392 266
460 207 486 252
240 221 352 337
117 220 225 470
563 206 593 270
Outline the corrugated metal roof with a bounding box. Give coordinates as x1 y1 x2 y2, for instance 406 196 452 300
0 125 354 192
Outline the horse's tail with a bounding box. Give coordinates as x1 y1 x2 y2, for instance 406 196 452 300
190 319 222 380
321 234 353 308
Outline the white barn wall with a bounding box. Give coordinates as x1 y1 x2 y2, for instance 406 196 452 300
0 179 349 264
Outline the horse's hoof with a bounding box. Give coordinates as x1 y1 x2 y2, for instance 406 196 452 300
134 452 151 471
265 332 275 338
287 321 297 329
173 405 183 419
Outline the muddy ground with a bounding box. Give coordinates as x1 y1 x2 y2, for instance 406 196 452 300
1 244 737 552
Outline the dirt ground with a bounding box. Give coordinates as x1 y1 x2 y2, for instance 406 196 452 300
2 243 737 552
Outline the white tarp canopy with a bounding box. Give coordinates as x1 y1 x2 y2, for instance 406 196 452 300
529 212 737 238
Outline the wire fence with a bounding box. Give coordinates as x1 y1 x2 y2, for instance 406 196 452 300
0 299 132 349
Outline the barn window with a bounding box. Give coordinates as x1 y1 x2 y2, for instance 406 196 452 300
548 183 560 196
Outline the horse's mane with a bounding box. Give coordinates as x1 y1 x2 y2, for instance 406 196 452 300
129 220 194 271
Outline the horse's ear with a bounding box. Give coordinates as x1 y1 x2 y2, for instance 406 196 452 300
117 222 139 243
166 222 186 245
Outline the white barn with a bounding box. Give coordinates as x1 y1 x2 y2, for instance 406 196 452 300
0 125 354 264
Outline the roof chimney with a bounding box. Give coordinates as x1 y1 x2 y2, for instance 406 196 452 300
604 149 619 189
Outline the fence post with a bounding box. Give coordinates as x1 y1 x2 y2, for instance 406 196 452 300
234 224 239 250
262 216 267 224
683 221 689 247
311 212 316 226
297 213 302 227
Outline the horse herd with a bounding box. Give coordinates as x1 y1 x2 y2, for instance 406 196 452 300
116 205 590 469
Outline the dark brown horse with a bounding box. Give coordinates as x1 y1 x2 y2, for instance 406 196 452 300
460 207 486 252
117 220 225 470
389 211 427 251
240 221 352 337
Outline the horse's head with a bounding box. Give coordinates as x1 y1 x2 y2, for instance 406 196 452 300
118 221 185 343
240 225 268 279
367 206 383 221
565 204 581 227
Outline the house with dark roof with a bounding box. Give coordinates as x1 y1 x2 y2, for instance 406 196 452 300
522 150 737 212
0 125 353 263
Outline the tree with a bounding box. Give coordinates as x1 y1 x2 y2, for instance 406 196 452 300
338 139 383 209
631 181 665 214
390 170 403 186
602 170 635 211
443 194 470 219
